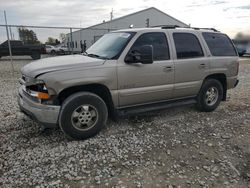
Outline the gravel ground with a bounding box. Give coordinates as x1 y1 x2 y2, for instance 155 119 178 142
0 56 250 188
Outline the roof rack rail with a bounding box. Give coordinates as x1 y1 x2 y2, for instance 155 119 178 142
151 25 219 32
151 25 180 29
198 28 219 32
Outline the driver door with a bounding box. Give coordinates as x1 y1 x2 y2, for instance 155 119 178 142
117 32 174 107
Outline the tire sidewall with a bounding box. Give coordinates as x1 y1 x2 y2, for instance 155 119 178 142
51 50 56 55
59 92 108 140
31 51 41 60
197 79 223 112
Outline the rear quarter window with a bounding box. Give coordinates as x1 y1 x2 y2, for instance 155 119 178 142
202 32 237 56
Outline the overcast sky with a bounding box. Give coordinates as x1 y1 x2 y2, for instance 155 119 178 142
0 0 249 43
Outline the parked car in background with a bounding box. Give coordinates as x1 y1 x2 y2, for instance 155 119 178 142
245 44 250 55
233 39 250 56
0 40 45 60
18 26 239 140
48 44 69 55
45 45 55 54
56 44 70 55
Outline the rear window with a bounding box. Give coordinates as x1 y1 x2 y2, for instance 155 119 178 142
202 32 237 56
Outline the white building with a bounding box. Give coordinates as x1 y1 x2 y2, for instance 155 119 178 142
66 7 188 52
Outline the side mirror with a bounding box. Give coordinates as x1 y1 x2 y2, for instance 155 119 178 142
125 45 153 64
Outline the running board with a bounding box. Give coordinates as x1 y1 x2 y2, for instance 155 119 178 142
117 98 197 116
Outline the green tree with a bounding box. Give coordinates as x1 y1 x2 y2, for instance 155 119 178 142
46 37 60 45
18 27 40 44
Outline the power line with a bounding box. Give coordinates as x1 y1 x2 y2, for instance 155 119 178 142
0 24 115 30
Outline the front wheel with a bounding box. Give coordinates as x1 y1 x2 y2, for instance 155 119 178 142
196 79 223 112
31 51 41 60
59 92 108 140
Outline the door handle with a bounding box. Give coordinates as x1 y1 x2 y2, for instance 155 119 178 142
199 63 207 69
163 66 174 72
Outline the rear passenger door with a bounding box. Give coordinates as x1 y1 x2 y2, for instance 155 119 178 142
170 32 210 98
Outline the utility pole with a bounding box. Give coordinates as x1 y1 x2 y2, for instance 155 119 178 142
4 10 14 75
70 28 73 54
9 26 13 39
110 8 113 21
109 8 113 32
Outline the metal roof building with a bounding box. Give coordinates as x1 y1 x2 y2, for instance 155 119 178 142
66 7 188 52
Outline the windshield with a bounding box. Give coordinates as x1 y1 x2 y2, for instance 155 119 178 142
86 32 135 59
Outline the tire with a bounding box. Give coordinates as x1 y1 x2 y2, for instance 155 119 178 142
51 50 56 56
196 79 223 112
59 92 108 140
31 51 41 60
60 50 65 55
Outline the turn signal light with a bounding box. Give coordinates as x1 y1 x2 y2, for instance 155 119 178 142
37 92 50 99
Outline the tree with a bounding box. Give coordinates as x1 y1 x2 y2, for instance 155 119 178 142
59 33 66 42
46 37 60 45
235 32 250 40
235 32 244 40
18 27 40 44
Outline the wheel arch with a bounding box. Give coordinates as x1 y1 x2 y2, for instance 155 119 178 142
57 83 116 118
204 73 227 101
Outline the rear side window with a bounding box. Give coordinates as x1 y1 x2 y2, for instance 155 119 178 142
131 32 170 61
202 32 237 56
173 33 204 59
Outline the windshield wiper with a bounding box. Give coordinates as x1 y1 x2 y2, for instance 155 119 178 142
82 52 88 56
85 53 110 60
87 53 101 58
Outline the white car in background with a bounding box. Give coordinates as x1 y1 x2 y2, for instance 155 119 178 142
45 44 69 55
53 44 69 55
45 45 55 54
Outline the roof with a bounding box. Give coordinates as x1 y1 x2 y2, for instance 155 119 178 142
89 7 188 29
69 7 188 34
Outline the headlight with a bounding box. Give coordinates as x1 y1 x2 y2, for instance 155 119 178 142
26 82 50 100
21 75 51 100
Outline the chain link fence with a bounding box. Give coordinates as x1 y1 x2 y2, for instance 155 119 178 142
0 22 113 74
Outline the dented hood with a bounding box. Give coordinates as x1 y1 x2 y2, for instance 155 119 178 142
21 55 105 78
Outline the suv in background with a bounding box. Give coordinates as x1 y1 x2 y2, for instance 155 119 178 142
0 40 45 59
18 26 239 140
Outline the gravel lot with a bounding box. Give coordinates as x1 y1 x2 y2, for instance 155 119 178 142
0 56 250 188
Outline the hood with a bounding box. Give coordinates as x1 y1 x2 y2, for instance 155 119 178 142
21 55 105 78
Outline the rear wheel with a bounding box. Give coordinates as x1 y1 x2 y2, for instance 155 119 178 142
51 50 56 56
59 92 108 140
31 51 41 60
60 50 65 55
196 79 223 112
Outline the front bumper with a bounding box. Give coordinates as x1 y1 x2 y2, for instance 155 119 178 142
18 86 60 128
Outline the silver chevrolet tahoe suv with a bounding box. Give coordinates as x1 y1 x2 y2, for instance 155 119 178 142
18 26 239 139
